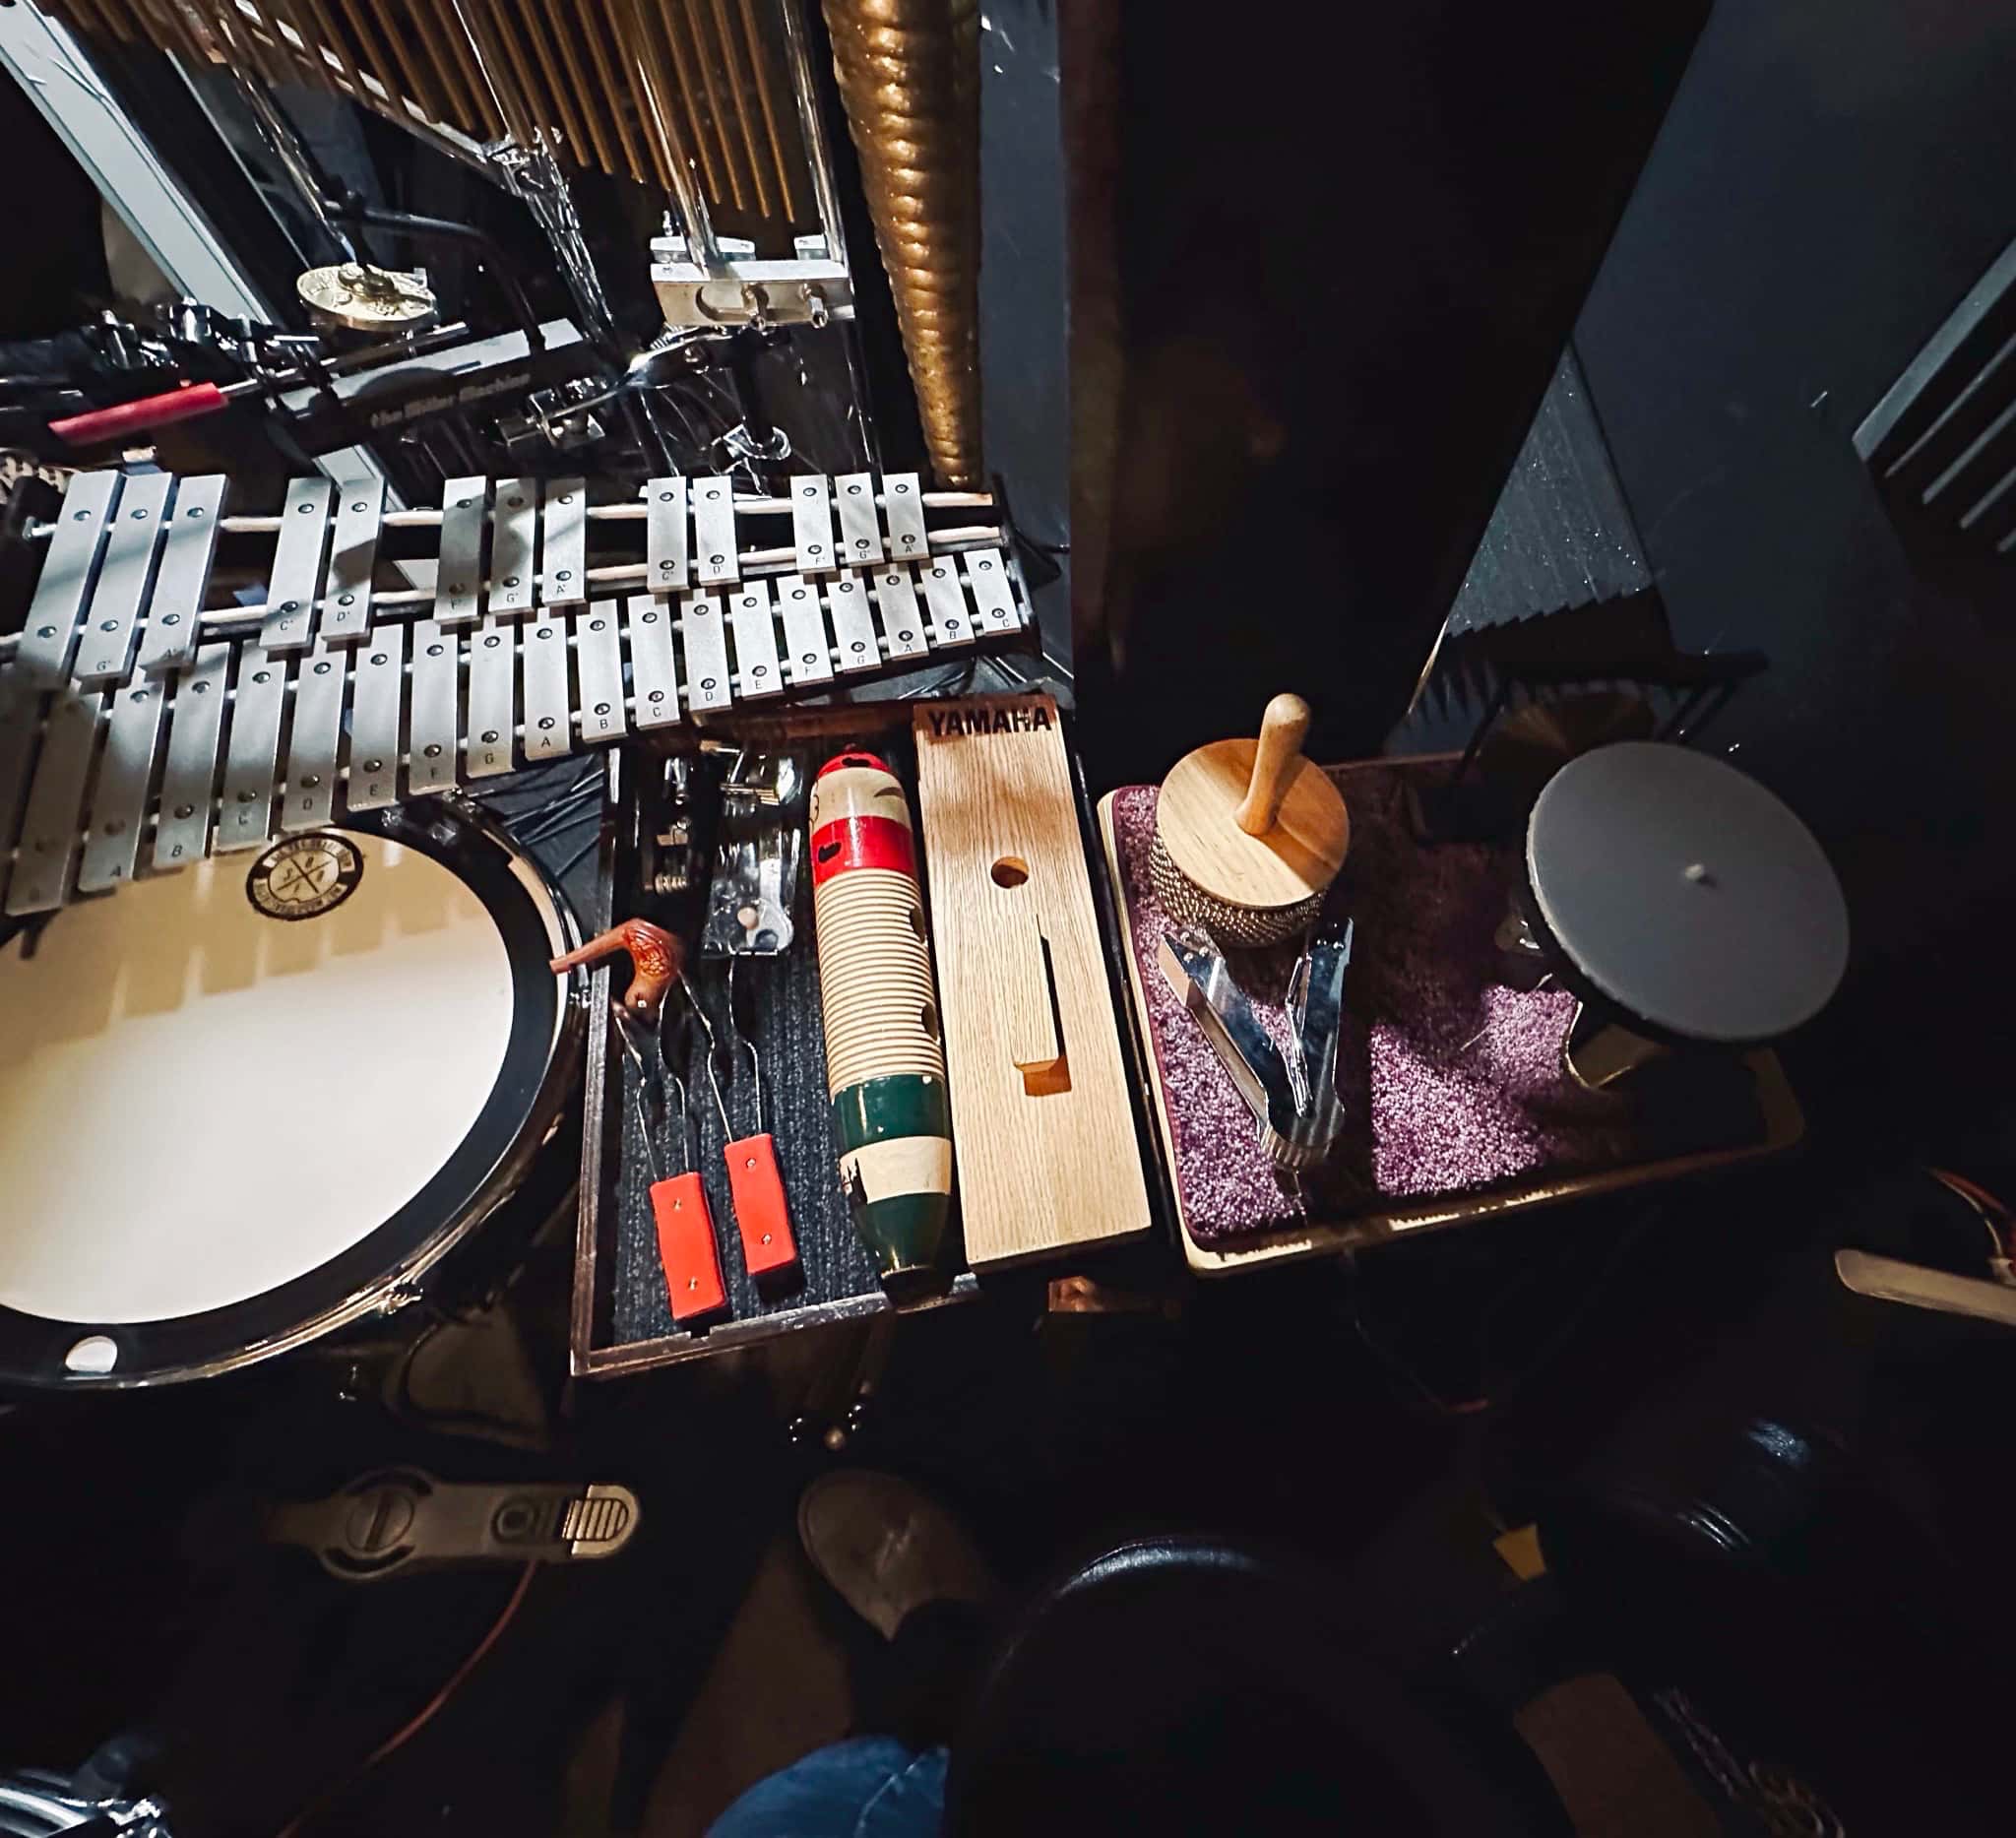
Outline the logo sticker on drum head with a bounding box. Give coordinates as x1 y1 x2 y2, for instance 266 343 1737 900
246 834 363 921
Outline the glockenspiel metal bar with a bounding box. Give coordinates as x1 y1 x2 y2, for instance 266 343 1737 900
153 646 229 869
320 479 384 648
964 549 1022 633
77 677 168 892
259 476 335 654
74 473 172 686
882 473 928 565
346 627 406 810
137 475 226 673
647 476 689 593
624 595 681 731
283 644 347 832
873 566 931 658
434 477 488 627
0 670 40 905
835 473 883 568
575 601 628 744
728 579 785 700
776 573 834 686
488 478 538 619
467 619 518 778
918 558 973 650
17 471 120 685
681 592 732 711
407 621 462 794
542 477 587 607
215 646 287 853
693 477 738 588
521 614 573 761
827 572 880 674
790 474 836 576
5 689 99 913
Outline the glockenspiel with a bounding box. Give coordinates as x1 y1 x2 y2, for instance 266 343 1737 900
0 469 1032 914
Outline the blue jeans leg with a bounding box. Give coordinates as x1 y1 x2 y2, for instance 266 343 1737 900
706 1736 948 1838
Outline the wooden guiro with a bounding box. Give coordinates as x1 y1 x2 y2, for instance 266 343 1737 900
809 750 954 1282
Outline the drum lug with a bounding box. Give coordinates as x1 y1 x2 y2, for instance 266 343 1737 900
378 1281 426 1316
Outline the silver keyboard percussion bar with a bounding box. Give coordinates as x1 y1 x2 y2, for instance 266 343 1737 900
0 470 1035 910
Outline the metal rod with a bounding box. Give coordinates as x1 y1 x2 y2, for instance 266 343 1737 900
777 0 847 265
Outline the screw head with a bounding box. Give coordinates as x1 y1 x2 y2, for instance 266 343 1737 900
590 617 605 631
364 758 382 772
162 613 180 626
701 676 718 691
352 500 367 513
556 569 572 582
252 669 271 684
173 802 194 819
302 773 321 788
481 728 499 742
370 653 387 666
313 660 331 674
709 554 724 566
339 594 355 606
538 715 555 729
427 643 444 657
595 700 610 715
423 742 442 758
504 576 521 588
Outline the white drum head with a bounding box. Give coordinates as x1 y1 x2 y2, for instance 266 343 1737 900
0 832 516 1327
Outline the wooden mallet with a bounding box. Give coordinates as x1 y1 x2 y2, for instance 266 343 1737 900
1150 693 1351 948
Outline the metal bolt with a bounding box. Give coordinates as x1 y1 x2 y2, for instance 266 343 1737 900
457 497 472 509
370 653 387 666
481 729 499 743
851 640 866 653
302 774 321 788
709 554 724 566
701 676 718 690
538 716 555 729
352 500 367 513
35 625 53 639
536 627 551 639
283 600 298 612
899 629 914 642
298 501 316 513
660 490 674 502
808 543 822 555
236 789 257 803
978 559 993 570
895 481 909 492
339 594 354 606
558 492 572 504
187 505 205 518
484 634 501 648
192 679 209 693
129 689 148 703
649 689 663 703
423 742 442 758
131 507 149 521
590 617 605 631
643 610 658 624
556 569 572 581
99 619 116 631
161 613 179 625
595 700 610 715
173 802 194 819
313 661 331 674
753 665 767 677
364 758 382 772
252 669 271 684
802 652 816 665
72 510 88 522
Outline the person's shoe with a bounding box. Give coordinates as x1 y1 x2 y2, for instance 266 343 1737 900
797 1469 998 1639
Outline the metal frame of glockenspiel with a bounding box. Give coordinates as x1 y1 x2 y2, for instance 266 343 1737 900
0 470 1032 915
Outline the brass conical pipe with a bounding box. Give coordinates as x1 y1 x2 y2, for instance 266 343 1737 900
819 0 980 488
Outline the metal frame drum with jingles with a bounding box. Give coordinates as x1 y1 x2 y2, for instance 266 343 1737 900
0 797 585 1389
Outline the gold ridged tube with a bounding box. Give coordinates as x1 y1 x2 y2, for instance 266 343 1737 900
820 0 981 486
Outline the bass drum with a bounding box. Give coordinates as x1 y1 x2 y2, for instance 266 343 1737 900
0 800 584 1389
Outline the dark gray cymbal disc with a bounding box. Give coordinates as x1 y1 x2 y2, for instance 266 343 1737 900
1526 741 1848 1045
